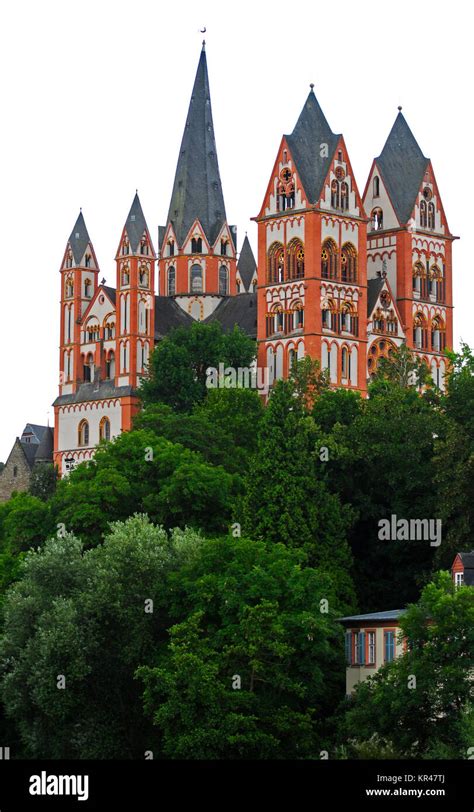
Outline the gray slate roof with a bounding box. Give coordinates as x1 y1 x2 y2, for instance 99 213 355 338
35 427 54 463
53 380 136 407
102 286 116 306
237 236 257 291
367 277 385 316
165 46 227 247
285 89 340 205
123 193 154 254
154 296 194 339
204 293 257 338
458 551 474 569
340 609 406 623
21 424 49 444
68 212 91 265
20 441 40 470
376 112 429 225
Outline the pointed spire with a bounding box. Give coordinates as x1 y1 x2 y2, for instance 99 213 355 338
376 111 429 224
68 211 91 265
123 192 152 254
166 47 227 246
284 87 340 204
237 236 257 291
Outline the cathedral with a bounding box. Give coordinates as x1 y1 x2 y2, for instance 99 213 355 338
52 44 455 474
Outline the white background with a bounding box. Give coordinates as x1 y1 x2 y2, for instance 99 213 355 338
0 0 470 461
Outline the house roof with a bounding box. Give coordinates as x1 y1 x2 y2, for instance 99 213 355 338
376 111 429 225
367 277 385 316
19 440 40 470
154 296 194 339
339 609 406 623
53 380 136 407
285 88 340 205
123 193 154 254
165 45 227 247
204 293 257 338
102 286 116 306
21 424 49 444
68 212 91 265
458 551 474 569
237 236 257 291
35 427 54 463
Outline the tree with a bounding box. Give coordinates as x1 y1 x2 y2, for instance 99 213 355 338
139 321 255 412
0 493 54 554
138 536 347 759
242 378 355 609
343 572 474 758
29 463 58 501
371 342 432 392
0 515 203 758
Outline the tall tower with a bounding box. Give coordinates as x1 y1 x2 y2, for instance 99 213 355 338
363 109 456 388
115 192 156 407
254 87 368 391
58 212 99 398
158 44 238 320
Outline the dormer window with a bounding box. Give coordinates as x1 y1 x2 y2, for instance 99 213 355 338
191 237 202 253
338 150 343 161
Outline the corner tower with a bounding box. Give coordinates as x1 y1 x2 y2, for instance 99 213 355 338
363 109 456 388
254 86 368 392
158 44 237 320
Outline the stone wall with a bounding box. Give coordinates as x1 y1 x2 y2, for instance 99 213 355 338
0 441 32 503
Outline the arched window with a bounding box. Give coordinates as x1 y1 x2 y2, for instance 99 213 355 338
367 338 397 376
121 266 130 286
273 306 284 334
13 465 18 478
331 179 340 208
420 199 427 228
191 237 202 253
412 260 425 296
267 242 284 284
168 266 176 296
341 242 357 283
341 347 349 379
287 239 305 280
78 419 89 447
373 176 380 197
413 312 428 349
167 240 175 257
292 303 304 331
139 266 149 287
221 239 228 256
341 182 349 210
341 303 353 333
428 202 435 230
373 308 385 332
66 252 73 269
140 239 149 256
99 417 111 442
321 238 338 280
371 207 383 231
386 310 398 335
219 265 228 296
191 264 203 293
322 300 336 330
84 278 92 298
122 239 130 255
85 254 91 268
65 276 74 298
431 316 446 352
288 347 297 370
105 351 115 379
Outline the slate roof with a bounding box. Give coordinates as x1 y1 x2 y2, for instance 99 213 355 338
102 286 116 306
339 609 406 623
154 296 194 339
123 193 154 254
35 427 54 463
53 381 136 407
165 45 227 247
458 550 474 585
367 277 385 316
376 112 429 225
237 236 257 291
285 89 340 205
20 441 40 470
21 424 49 444
68 212 91 265
204 293 257 338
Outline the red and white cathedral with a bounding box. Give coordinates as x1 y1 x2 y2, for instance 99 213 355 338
53 45 455 474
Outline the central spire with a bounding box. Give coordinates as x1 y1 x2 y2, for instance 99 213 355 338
166 47 227 247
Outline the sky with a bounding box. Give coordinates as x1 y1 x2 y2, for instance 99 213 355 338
0 0 470 461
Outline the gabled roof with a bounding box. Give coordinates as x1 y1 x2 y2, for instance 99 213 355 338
165 45 227 247
204 293 257 338
154 296 194 339
285 88 340 205
102 286 116 307
21 424 49 444
367 277 385 316
35 427 54 463
19 440 39 470
339 609 406 623
237 236 257 291
68 212 91 265
376 111 429 225
123 193 154 254
458 551 474 570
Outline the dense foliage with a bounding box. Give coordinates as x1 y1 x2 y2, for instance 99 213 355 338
0 326 472 759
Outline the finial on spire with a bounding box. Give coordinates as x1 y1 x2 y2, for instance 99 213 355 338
310 83 314 90
398 105 402 111
202 39 206 49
